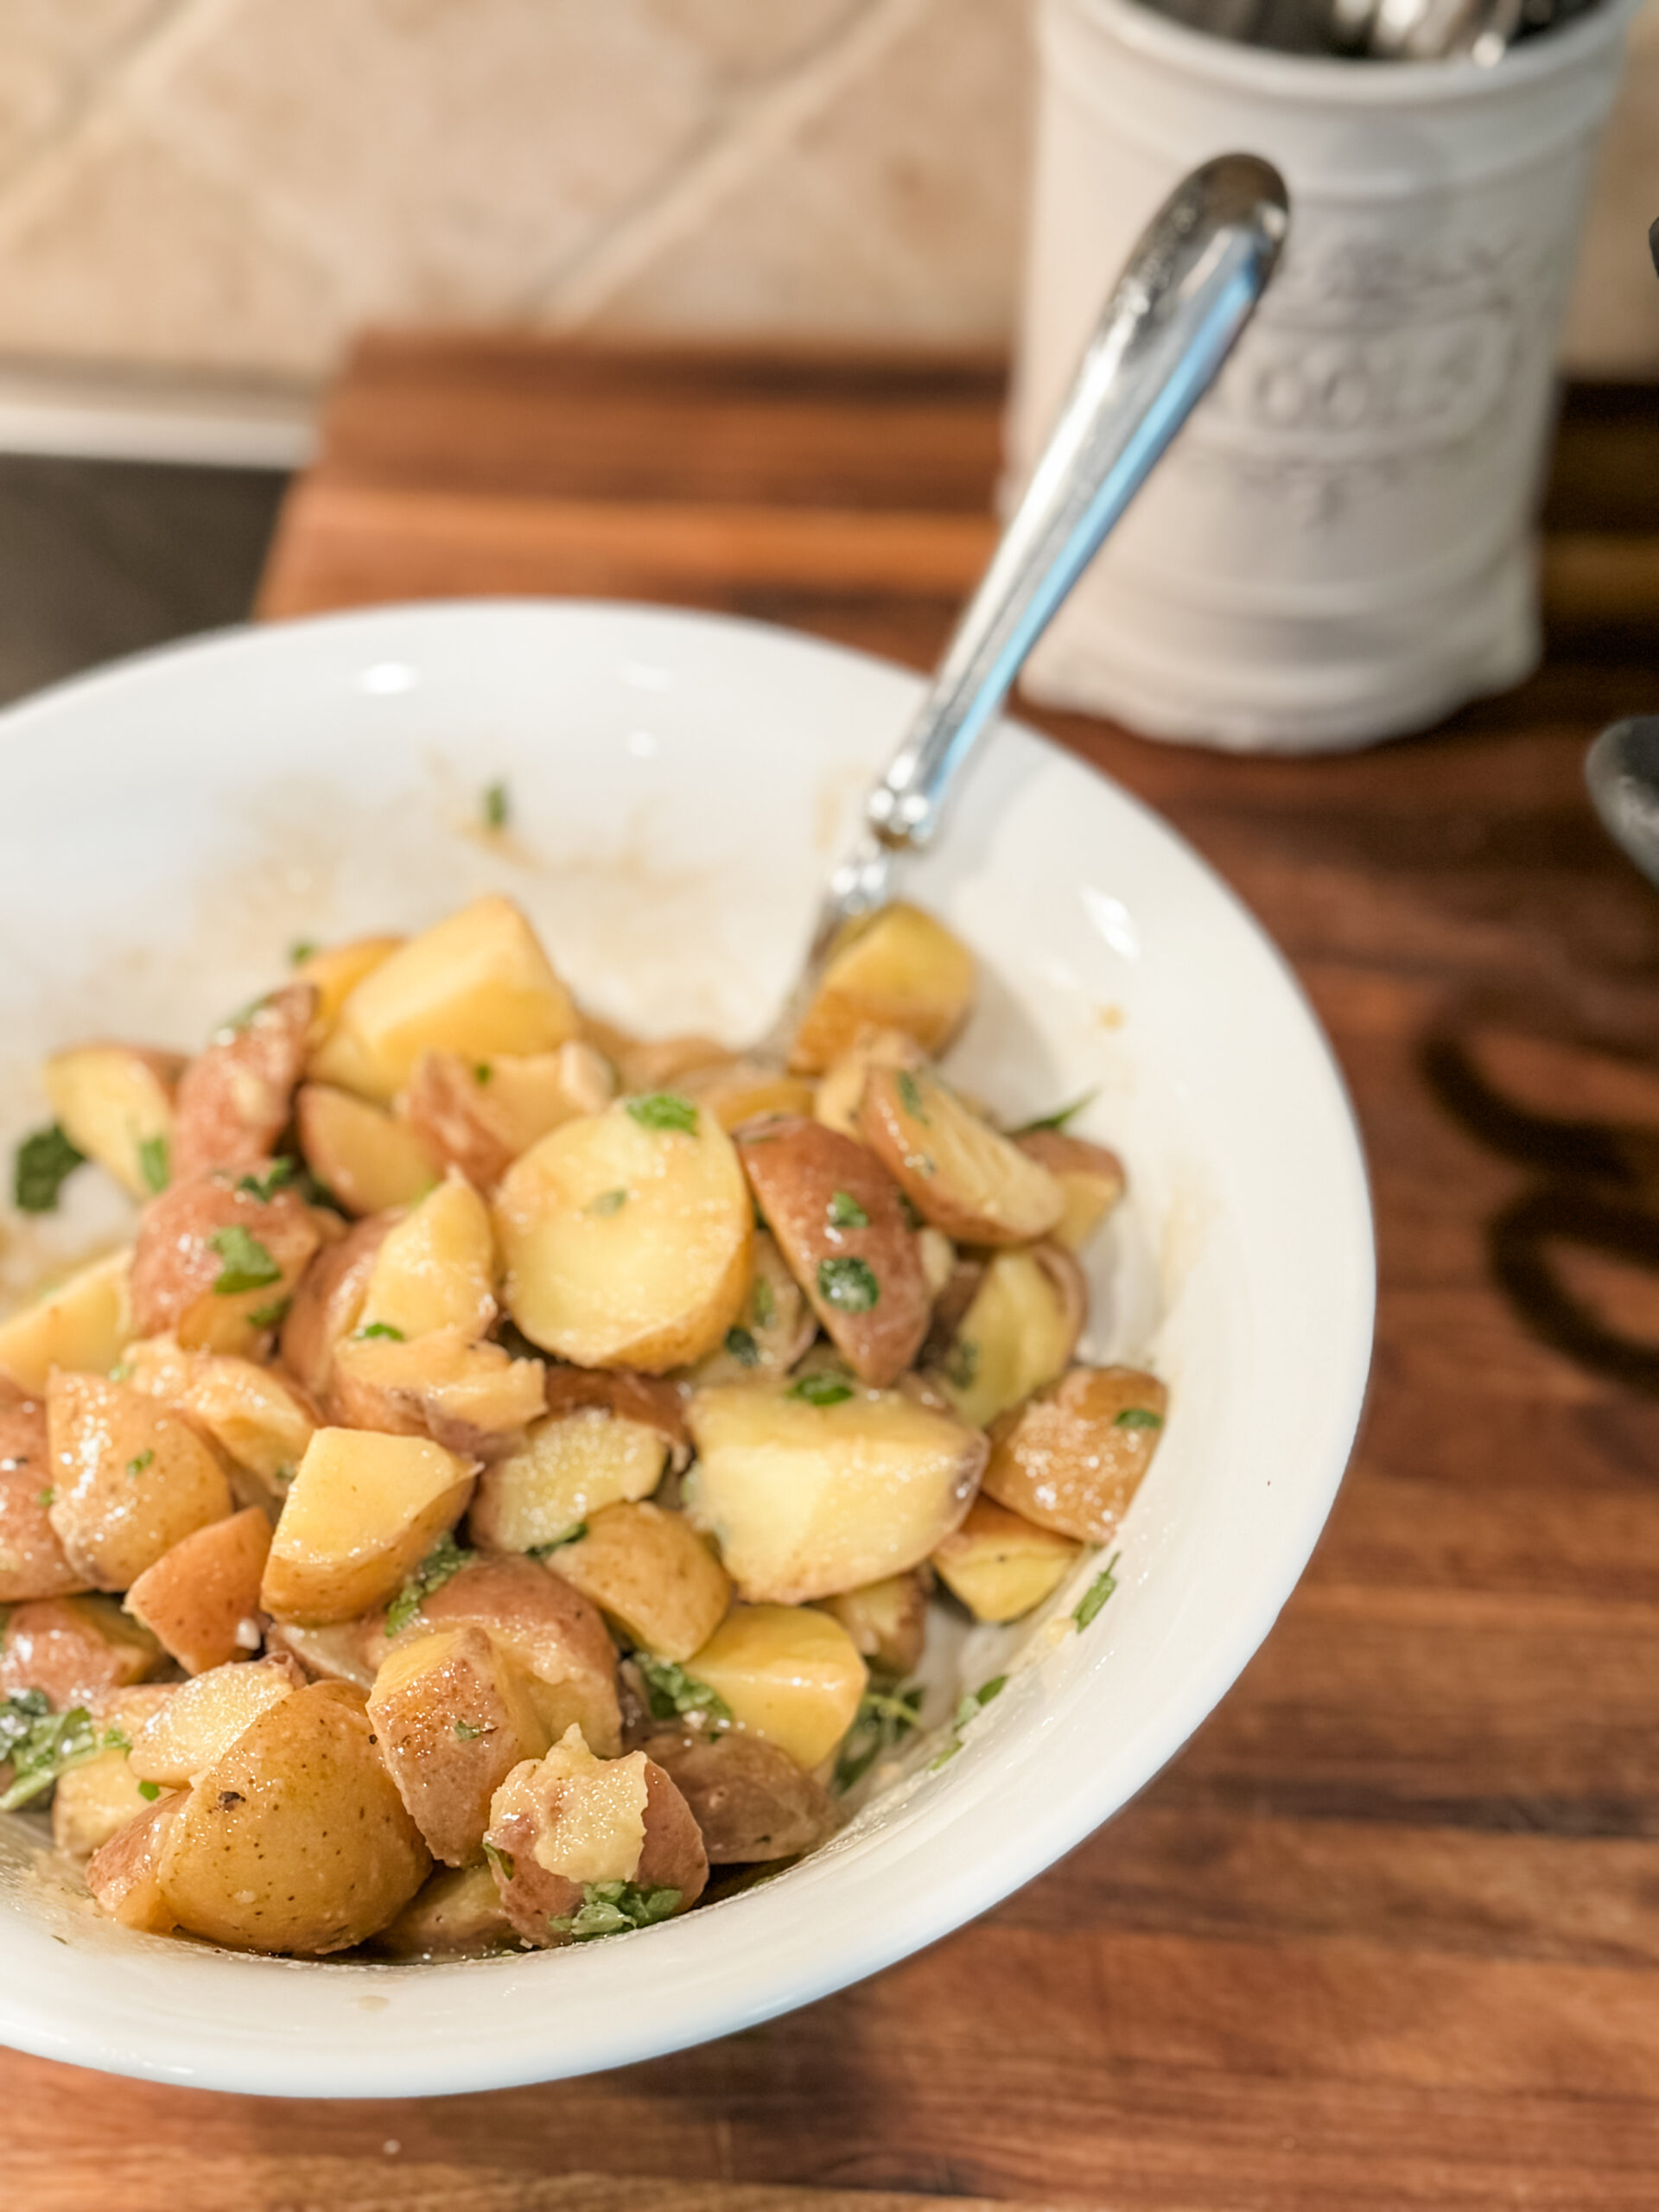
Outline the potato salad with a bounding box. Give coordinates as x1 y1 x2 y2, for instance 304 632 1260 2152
0 894 1165 1959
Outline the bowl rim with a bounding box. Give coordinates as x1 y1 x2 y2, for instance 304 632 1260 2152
0 597 1376 2096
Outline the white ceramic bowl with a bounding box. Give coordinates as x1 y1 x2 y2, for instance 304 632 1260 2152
0 601 1373 2096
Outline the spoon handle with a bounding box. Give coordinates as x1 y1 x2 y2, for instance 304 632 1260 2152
810 154 1288 956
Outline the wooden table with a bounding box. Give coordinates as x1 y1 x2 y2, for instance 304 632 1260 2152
14 340 1659 2210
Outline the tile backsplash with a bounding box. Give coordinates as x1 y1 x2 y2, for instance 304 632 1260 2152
0 0 1649 408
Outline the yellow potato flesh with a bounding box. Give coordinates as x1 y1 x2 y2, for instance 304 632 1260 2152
550 1499 731 1663
940 1249 1080 1430
680 1060 817 1132
358 1170 497 1340
311 896 578 1103
260 1427 474 1625
683 1382 985 1604
123 1506 272 1673
791 903 976 1074
174 1357 317 1490
931 1496 1081 1622
687 1604 868 1770
815 1571 930 1677
129 1656 298 1787
483 1044 614 1148
297 1084 436 1217
0 1248 131 1395
369 1624 550 1865
53 1746 166 1861
471 1409 668 1553
47 1371 232 1592
294 933 404 1030
44 1046 178 1200
864 1069 1064 1246
493 1098 751 1372
812 1027 925 1141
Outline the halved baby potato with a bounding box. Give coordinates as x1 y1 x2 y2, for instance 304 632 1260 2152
0 1246 132 1395
130 1177 324 1356
494 1094 751 1372
356 1169 498 1342
982 1363 1167 1542
260 1427 476 1625
1014 1128 1126 1252
550 1499 731 1663
683 1379 986 1604
935 1243 1085 1430
932 1495 1082 1622
128 1653 302 1788
0 1592 161 1708
171 983 314 1182
47 1371 232 1592
85 1789 185 1934
330 1325 545 1456
815 1568 931 1679
367 1621 550 1865
861 1067 1063 1247
789 903 975 1075
43 1044 183 1199
279 1213 391 1401
372 1859 514 1959
640 1727 837 1863
124 1506 272 1674
405 1042 613 1191
296 1084 436 1217
677 1058 817 1133
684 1604 868 1771
470 1382 678 1554
309 895 579 1104
171 1354 321 1497
734 1116 929 1388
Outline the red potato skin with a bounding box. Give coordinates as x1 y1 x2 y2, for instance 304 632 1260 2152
85 1790 183 1933
171 983 315 1181
278 1211 393 1400
484 1755 708 1946
733 1115 930 1387
0 1597 159 1707
541 1365 692 1471
0 1389 86 1601
130 1174 326 1343
403 1052 517 1192
123 1507 272 1674
639 1728 838 1864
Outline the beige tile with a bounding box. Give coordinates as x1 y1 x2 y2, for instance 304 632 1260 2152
583 0 1033 345
1561 0 1659 378
143 0 741 325
0 117 340 376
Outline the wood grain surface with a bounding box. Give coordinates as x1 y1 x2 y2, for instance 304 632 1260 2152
14 343 1659 2210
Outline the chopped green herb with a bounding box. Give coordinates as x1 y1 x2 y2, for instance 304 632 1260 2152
526 1522 586 1558
137 1134 169 1195
454 1719 484 1742
749 1276 776 1328
943 1338 978 1390
547 1879 682 1941
896 1070 928 1123
482 780 510 830
930 1675 1007 1772
787 1371 855 1407
896 1190 925 1230
0 1692 125 1812
236 1156 299 1203
14 1124 86 1213
108 1359 133 1382
482 1839 515 1883
1073 1552 1121 1630
634 1655 732 1728
102 1726 130 1754
247 1295 291 1330
835 1684 924 1793
137 1779 162 1802
724 1325 760 1368
215 993 269 1038
1114 1406 1164 1431
357 1321 405 1342
209 1226 281 1295
126 1450 154 1479
827 1190 869 1230
817 1255 879 1313
626 1092 698 1136
289 938 319 966
385 1531 476 1636
271 1463 296 1487
587 1187 628 1217
474 1063 493 1085
1013 1089 1098 1136
36 1488 54 1510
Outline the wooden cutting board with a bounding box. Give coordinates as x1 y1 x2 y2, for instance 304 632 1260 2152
14 338 1659 2211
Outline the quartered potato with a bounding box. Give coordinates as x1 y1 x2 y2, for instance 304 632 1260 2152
684 1379 986 1604
260 1427 476 1624
815 1569 931 1679
1014 1128 1126 1252
309 896 579 1104
296 1084 436 1217
687 1231 815 1387
372 1859 514 1959
789 903 976 1074
293 933 404 1034
494 1093 751 1372
46 1371 232 1591
813 1026 926 1141
0 1246 132 1395
470 1377 681 1554
128 1654 302 1788
0 1386 84 1601
734 1116 929 1388
550 1500 731 1663
330 1325 545 1456
982 1364 1167 1542
130 1176 325 1356
861 1067 1064 1246
170 1354 321 1498
935 1243 1085 1430
640 1728 837 1863
43 1044 183 1199
405 1042 613 1191
279 1212 391 1401
482 1725 708 1947
0 1592 161 1708
932 1495 1082 1622
123 1506 272 1674
368 1621 550 1865
356 1169 498 1342
685 1604 868 1771
171 983 314 1182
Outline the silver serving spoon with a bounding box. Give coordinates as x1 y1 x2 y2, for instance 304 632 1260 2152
1586 720 1659 888
771 152 1289 1052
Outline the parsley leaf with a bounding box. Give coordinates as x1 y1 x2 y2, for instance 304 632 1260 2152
357 1322 405 1342
1013 1089 1098 1135
454 1719 484 1741
0 1692 125 1812
587 1187 628 1217
750 1276 775 1328
482 1839 515 1883
236 1156 299 1203
1114 1406 1163 1431
634 1655 732 1728
787 1371 855 1407
137 1134 169 1194
482 780 510 830
14 1124 86 1213
817 1255 879 1313
943 1338 978 1389
473 1062 493 1085
289 938 319 966
126 1450 154 1479
526 1523 586 1558
626 1092 698 1136
547 1879 682 1940
724 1325 760 1368
385 1531 475 1636
896 1070 928 1123
247 1296 291 1330
930 1675 1007 1771
208 1226 281 1295
137 1779 162 1801
827 1191 869 1230
1073 1552 1121 1630
834 1685 924 1793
